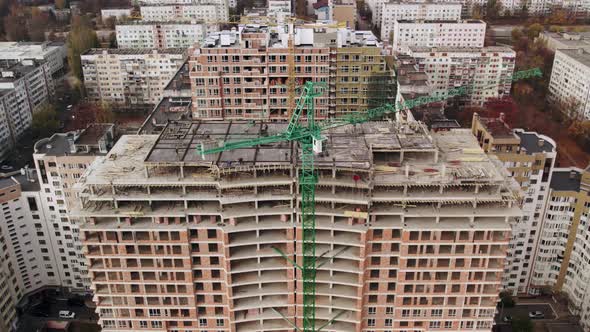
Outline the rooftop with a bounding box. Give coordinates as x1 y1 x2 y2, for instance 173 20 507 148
409 46 514 54
74 123 114 146
477 116 516 139
0 41 63 58
540 31 590 51
550 168 582 192
558 48 590 68
34 124 115 157
116 19 206 25
0 60 43 83
0 169 39 192
515 131 555 154
82 48 186 56
82 121 510 187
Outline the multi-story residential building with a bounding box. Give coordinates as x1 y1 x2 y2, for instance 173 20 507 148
0 41 66 76
548 48 590 121
116 21 217 49
33 124 115 291
391 19 486 54
190 25 394 120
380 2 462 41
472 113 557 294
0 170 60 331
537 31 590 52
0 60 55 160
405 46 515 105
531 167 590 328
268 0 291 14
101 8 132 21
81 48 186 107
75 119 520 332
139 0 229 22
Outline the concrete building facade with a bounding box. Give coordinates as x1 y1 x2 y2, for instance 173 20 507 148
548 48 590 121
380 2 462 41
472 114 557 294
406 46 515 106
101 8 132 21
391 19 486 54
189 25 394 120
33 124 115 291
75 120 520 332
139 3 228 22
0 60 55 160
116 21 217 49
81 48 186 107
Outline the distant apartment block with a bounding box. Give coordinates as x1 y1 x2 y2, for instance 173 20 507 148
0 60 55 159
548 48 590 120
472 114 557 294
100 8 132 21
189 25 394 120
116 21 217 48
75 120 519 332
405 46 515 105
81 48 186 107
391 19 486 54
139 0 229 22
268 0 291 14
380 2 462 41
0 41 66 76
33 124 115 291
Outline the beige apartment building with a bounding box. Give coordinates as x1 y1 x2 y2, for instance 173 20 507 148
472 114 556 294
75 119 520 331
81 48 186 107
189 25 394 120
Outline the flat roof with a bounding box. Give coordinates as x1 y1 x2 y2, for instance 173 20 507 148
138 97 192 135
13 173 40 192
409 46 514 53
82 48 186 56
516 132 554 154
558 48 590 68
74 123 113 146
396 19 484 24
550 168 581 192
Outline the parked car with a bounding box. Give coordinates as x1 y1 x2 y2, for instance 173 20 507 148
529 311 545 319
502 315 513 322
59 310 75 319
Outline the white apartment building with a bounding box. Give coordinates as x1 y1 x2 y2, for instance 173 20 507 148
380 2 462 40
407 46 515 105
537 31 590 53
116 21 216 48
0 171 60 331
33 124 115 291
0 60 55 160
0 41 66 76
268 0 291 14
81 48 186 107
100 8 132 21
139 0 229 22
391 19 486 54
548 48 590 121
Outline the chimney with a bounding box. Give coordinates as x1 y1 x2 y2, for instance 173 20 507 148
570 170 578 179
537 139 544 147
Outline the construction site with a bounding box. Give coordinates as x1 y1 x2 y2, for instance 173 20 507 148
73 117 521 331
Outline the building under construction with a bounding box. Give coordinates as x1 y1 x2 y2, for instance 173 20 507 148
75 119 521 331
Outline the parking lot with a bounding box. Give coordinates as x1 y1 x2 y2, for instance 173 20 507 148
17 293 98 332
496 303 557 324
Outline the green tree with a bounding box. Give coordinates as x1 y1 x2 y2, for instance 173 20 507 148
526 23 544 39
499 291 516 307
511 317 533 332
486 0 503 18
67 15 99 80
108 32 117 48
511 28 523 42
31 104 60 139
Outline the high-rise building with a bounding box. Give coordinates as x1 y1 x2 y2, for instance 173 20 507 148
472 113 557 294
189 25 394 120
139 2 228 22
138 0 229 18
33 124 115 291
81 48 186 107
547 48 590 121
75 119 520 332
530 167 590 327
380 2 462 41
0 59 55 159
0 171 59 331
404 46 515 106
391 19 486 54
116 21 217 49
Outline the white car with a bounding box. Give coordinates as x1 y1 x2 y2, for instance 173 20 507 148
529 311 545 319
59 310 75 319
